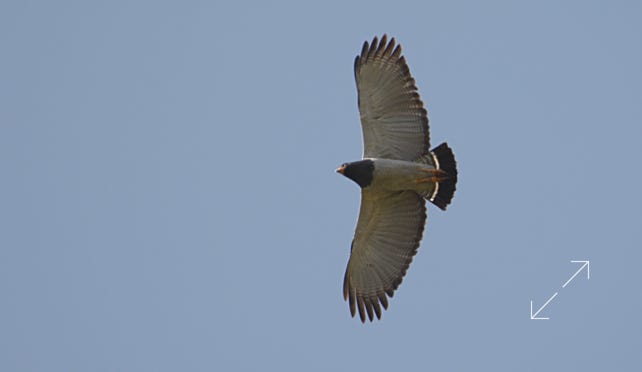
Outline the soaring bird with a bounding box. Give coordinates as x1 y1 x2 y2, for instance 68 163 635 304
337 35 458 322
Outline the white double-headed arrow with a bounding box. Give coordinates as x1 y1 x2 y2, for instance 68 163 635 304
562 260 590 288
530 260 590 320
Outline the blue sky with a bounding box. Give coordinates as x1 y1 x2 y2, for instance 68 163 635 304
1 1 641 371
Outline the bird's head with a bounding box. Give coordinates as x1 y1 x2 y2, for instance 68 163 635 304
336 160 374 188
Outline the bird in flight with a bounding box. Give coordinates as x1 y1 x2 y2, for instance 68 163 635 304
337 35 458 322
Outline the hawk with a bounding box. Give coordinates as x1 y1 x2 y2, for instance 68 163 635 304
337 35 458 322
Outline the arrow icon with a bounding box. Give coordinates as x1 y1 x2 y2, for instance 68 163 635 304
562 260 590 288
530 292 558 320
530 260 590 320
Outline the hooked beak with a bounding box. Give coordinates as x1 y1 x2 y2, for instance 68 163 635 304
336 164 346 174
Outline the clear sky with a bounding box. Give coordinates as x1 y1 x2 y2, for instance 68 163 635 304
2 1 641 371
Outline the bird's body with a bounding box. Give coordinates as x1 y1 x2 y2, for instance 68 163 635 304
342 158 439 193
337 35 458 322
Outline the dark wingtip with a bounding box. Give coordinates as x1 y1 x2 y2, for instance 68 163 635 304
357 296 366 323
430 143 458 210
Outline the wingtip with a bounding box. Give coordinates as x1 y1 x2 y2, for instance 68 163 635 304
360 39 370 59
357 296 366 322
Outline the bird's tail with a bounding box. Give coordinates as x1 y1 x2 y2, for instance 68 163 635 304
420 143 458 210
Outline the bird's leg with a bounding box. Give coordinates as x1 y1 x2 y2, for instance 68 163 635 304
415 169 449 184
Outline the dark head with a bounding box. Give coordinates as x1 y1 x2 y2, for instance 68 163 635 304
336 160 374 188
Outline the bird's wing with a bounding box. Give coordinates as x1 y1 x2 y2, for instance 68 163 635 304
354 35 430 160
343 189 426 322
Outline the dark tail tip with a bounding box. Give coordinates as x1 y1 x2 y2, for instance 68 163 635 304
430 143 458 210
